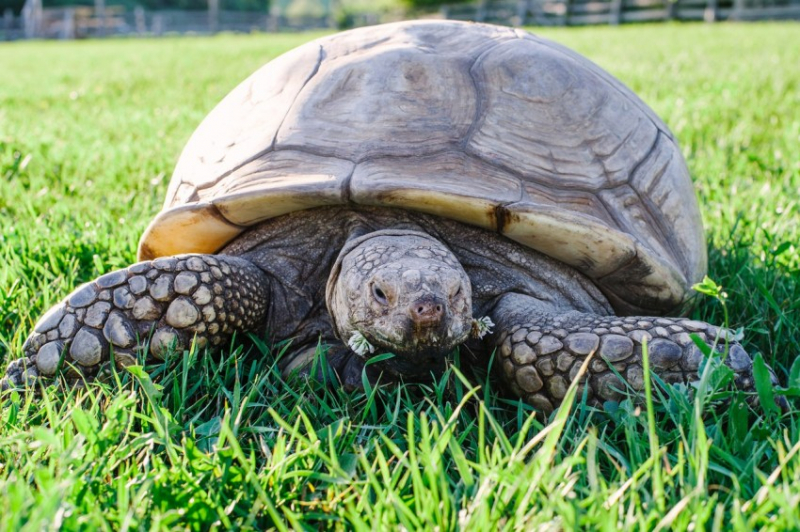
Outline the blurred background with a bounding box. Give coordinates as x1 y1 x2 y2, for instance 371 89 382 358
2 0 799 40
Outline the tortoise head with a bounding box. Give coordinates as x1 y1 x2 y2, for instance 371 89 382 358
326 230 473 377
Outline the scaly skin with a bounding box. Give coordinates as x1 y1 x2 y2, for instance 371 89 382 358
489 293 778 415
2 254 269 390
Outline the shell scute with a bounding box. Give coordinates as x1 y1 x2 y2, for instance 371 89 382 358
350 151 522 231
467 38 662 191
207 150 354 226
164 41 325 207
521 181 618 229
628 133 706 278
276 48 476 161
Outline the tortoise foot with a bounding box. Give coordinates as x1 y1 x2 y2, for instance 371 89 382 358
489 294 782 414
3 254 269 391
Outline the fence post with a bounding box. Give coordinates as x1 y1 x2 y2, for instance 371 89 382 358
266 4 279 31
704 0 718 21
325 0 335 28
208 0 219 34
476 0 487 22
563 0 573 25
732 0 745 19
134 6 146 34
514 0 528 25
22 0 43 39
665 0 677 20
609 0 623 23
94 0 106 36
60 7 75 39
152 13 163 36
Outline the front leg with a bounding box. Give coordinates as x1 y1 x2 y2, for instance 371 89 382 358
3 254 270 390
277 331 387 391
489 293 775 415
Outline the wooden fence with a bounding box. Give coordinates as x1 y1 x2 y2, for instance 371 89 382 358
2 0 799 40
441 0 800 25
0 5 342 40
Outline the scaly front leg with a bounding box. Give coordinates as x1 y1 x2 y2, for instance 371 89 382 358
3 254 270 390
489 293 777 415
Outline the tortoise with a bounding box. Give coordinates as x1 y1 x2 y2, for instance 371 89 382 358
2 20 775 413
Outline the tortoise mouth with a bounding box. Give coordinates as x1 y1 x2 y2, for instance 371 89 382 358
355 325 469 376
359 332 453 377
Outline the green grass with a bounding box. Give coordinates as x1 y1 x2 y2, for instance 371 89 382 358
0 23 799 529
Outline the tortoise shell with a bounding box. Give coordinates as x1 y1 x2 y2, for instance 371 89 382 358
138 20 706 315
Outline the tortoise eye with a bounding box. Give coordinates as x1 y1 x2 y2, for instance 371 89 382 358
450 285 462 299
372 284 388 304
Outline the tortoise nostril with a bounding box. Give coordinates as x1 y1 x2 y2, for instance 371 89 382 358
410 298 445 327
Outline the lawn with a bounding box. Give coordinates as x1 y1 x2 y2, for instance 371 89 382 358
0 22 799 529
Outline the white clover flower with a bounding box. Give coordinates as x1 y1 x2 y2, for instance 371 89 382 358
471 316 494 339
348 331 376 357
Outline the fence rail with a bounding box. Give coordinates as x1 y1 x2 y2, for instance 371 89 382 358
441 0 800 25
